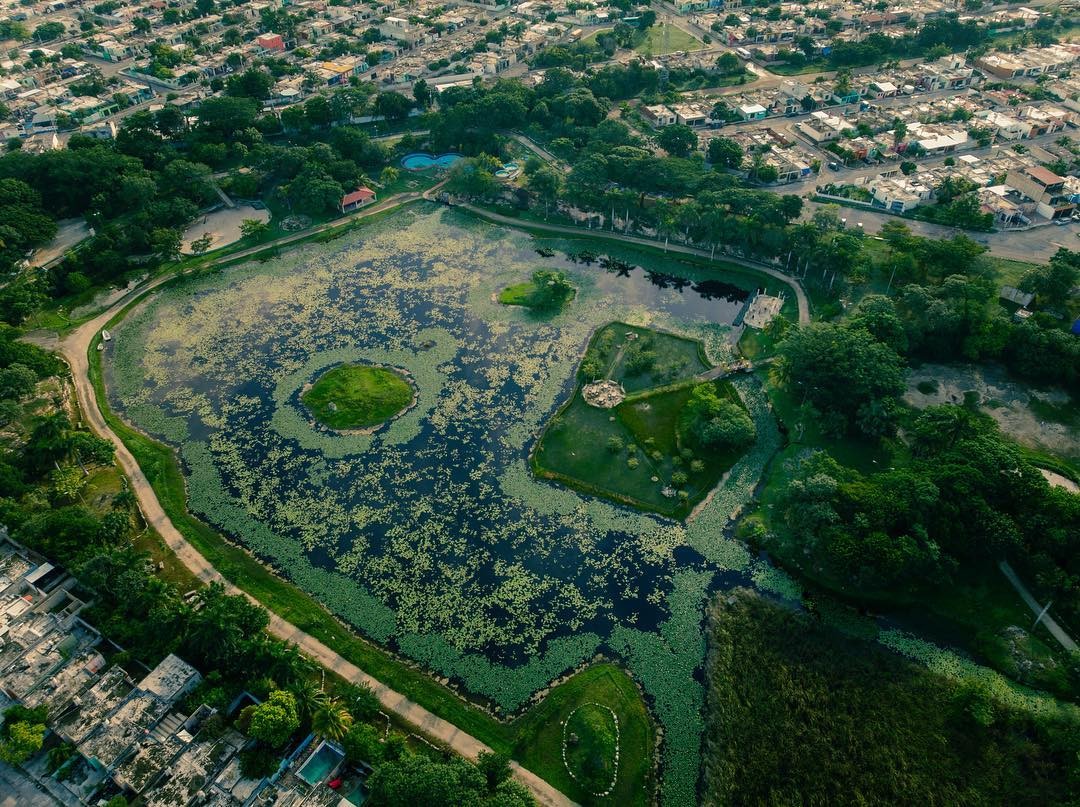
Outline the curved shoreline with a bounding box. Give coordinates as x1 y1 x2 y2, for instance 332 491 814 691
24 198 813 807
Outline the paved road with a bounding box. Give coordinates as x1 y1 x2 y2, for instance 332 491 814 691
450 201 811 324
0 762 61 807
999 561 1078 652
26 192 574 807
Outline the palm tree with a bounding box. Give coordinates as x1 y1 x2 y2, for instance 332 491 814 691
292 681 327 722
311 697 353 743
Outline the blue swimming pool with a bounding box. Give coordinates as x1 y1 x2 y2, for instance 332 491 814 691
343 782 367 805
400 152 462 171
297 741 344 786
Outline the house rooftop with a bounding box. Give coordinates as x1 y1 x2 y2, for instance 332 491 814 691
1024 164 1064 186
137 653 201 703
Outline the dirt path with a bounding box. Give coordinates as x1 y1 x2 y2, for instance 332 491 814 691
449 202 811 325
27 193 575 807
998 561 1078 653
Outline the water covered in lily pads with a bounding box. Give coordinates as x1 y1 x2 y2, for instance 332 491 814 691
104 208 781 728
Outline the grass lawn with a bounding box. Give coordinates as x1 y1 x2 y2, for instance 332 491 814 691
634 23 703 55
85 305 655 801
562 703 618 793
534 323 748 517
736 327 779 361
765 59 829 75
302 364 414 430
511 664 654 806
497 271 576 312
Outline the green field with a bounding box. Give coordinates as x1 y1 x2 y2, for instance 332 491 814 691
512 664 654 806
497 270 575 312
534 323 749 517
634 23 703 55
563 703 618 794
301 364 413 429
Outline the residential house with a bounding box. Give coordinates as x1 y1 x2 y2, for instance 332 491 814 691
341 187 377 212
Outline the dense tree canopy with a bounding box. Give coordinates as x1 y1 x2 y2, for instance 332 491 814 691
777 322 906 437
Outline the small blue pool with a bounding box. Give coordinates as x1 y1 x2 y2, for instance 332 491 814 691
401 152 462 171
297 741 344 786
343 782 367 805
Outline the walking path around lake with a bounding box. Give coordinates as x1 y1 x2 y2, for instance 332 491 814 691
26 186 813 807
999 561 1078 652
26 192 576 807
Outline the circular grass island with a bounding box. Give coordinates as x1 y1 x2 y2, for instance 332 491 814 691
302 363 415 431
562 702 620 796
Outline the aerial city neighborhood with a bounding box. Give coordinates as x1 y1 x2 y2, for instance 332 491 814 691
0 0 1078 803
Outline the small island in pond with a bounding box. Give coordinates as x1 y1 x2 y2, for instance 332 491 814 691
302 364 415 430
499 270 576 311
533 322 755 518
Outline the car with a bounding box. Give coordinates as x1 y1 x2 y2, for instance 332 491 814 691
827 161 842 171
1054 218 1070 226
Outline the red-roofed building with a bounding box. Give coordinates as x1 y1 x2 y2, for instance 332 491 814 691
256 33 285 53
341 187 377 212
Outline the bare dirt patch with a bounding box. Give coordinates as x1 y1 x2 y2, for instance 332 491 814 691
905 363 1079 462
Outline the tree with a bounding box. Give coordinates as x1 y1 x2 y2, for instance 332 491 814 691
412 78 432 108
239 219 270 240
445 156 500 199
716 51 742 75
33 21 66 42
374 92 412 121
679 383 756 452
150 228 182 261
1019 248 1079 306
777 323 906 437
0 363 37 400
379 166 399 186
189 233 213 255
656 124 697 158
366 755 533 807
708 137 743 169
0 20 30 40
528 270 574 310
526 166 562 213
311 696 353 742
196 96 259 139
246 690 300 747
226 68 274 100
287 166 344 215
476 751 512 792
0 721 45 764
343 722 383 765
847 295 908 354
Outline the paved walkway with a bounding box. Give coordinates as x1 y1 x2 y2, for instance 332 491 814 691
28 193 575 807
29 191 806 807
999 561 1078 652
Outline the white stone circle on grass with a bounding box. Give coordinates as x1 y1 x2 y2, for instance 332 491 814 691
561 701 620 798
